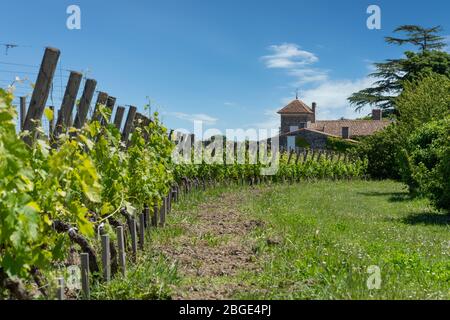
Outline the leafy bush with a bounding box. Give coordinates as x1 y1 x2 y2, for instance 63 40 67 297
356 124 403 179
326 136 358 152
396 73 450 133
401 117 450 212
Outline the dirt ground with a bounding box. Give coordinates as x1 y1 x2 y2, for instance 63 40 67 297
154 189 265 299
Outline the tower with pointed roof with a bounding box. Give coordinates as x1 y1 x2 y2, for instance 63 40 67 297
277 98 316 134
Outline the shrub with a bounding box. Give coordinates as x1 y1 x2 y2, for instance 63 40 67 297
402 117 450 212
396 73 450 133
326 136 358 152
356 124 403 179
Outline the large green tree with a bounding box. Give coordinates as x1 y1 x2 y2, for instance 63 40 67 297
349 25 450 113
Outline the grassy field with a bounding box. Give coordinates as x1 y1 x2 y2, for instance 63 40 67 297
92 180 450 300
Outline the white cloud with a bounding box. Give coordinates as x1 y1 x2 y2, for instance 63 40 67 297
296 77 376 119
288 68 329 85
224 102 236 107
262 43 327 85
262 43 318 69
167 112 218 125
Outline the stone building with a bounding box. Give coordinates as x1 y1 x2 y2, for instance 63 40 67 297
277 98 392 150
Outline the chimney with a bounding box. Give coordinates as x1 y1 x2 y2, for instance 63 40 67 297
312 102 317 123
342 126 350 139
372 109 382 121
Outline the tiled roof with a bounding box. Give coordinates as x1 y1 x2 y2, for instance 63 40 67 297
310 120 392 137
277 99 313 114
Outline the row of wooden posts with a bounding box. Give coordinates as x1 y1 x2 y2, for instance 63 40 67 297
16 47 153 147
56 185 180 300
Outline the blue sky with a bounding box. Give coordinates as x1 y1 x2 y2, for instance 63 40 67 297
1 0 449 135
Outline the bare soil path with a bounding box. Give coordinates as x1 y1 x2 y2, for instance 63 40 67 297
154 188 265 299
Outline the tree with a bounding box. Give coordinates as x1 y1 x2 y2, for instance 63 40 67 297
348 25 450 113
396 74 450 133
385 25 446 52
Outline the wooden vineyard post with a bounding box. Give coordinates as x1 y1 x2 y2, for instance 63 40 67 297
303 149 309 163
116 226 126 276
80 253 90 299
287 149 294 164
159 197 166 227
53 71 83 138
130 219 138 259
167 191 172 214
73 79 97 129
295 149 301 165
144 206 150 228
56 277 65 300
101 234 111 282
139 213 145 250
172 187 178 203
23 47 60 145
121 106 137 144
152 205 159 228
113 106 125 129
19 96 27 130
48 106 55 136
92 92 109 122
101 96 116 125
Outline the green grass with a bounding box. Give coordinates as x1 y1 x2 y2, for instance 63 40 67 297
238 180 450 299
94 180 450 300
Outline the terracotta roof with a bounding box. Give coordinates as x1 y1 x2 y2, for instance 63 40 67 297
277 99 313 114
310 120 392 137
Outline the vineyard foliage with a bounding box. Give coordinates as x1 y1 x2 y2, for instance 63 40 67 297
0 88 366 296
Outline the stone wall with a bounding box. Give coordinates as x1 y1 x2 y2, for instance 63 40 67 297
280 130 329 150
280 114 313 134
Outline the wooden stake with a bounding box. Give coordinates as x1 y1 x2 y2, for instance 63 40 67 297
139 213 145 250
159 198 166 227
53 71 83 137
116 226 126 276
80 253 90 299
130 219 138 259
121 106 137 143
92 92 108 122
152 205 158 228
113 106 125 130
19 96 27 131
22 48 60 145
56 277 64 300
73 79 97 129
101 234 111 282
102 96 116 125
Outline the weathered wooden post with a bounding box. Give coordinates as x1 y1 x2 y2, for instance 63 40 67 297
139 213 145 250
113 106 125 130
101 234 110 282
73 79 97 129
159 198 166 227
101 96 116 125
56 277 64 300
23 47 60 145
19 96 27 130
116 226 126 276
130 219 138 259
80 253 90 299
53 71 83 137
152 204 159 228
121 106 137 144
48 106 55 136
92 92 108 122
